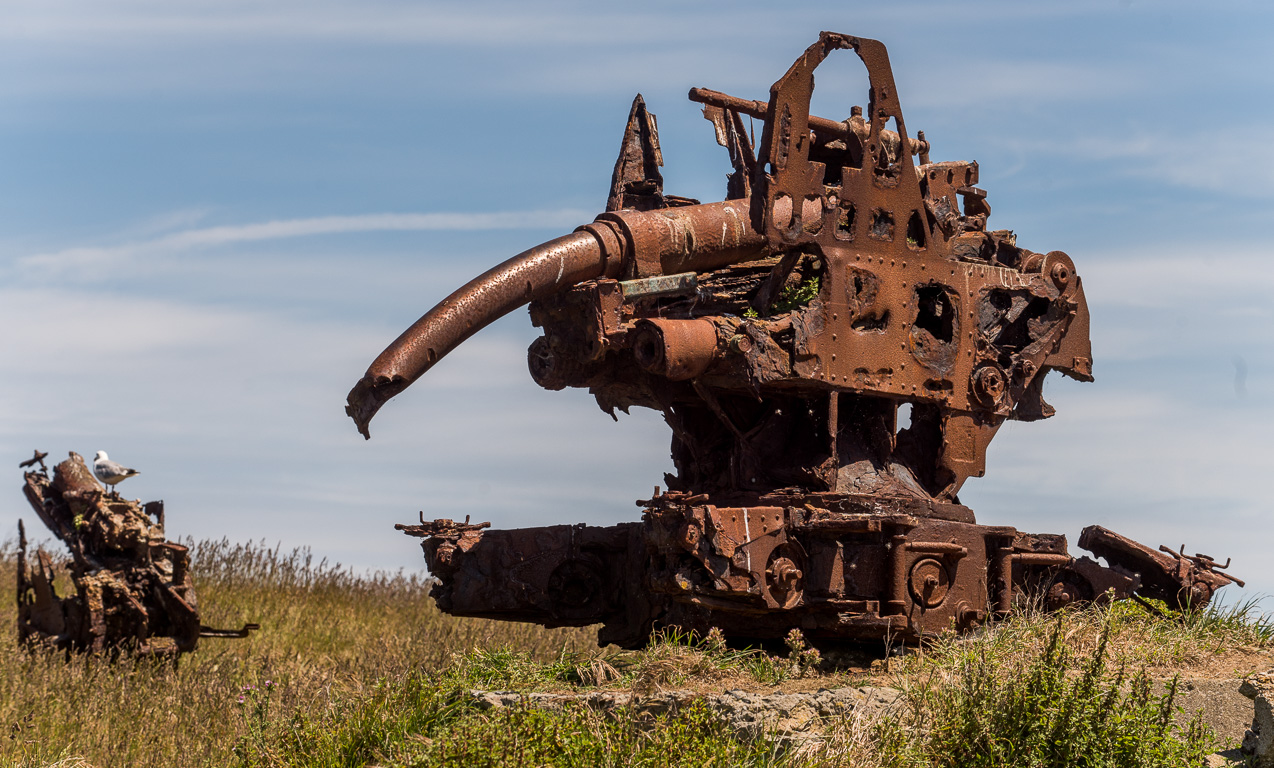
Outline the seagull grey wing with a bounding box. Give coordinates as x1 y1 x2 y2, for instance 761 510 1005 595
95 459 138 481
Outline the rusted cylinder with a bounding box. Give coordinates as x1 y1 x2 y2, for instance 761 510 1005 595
347 199 765 437
995 546 1015 614
167 542 190 586
885 532 909 615
597 198 763 278
630 318 720 381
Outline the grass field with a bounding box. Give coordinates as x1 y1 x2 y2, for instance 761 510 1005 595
1 538 1269 767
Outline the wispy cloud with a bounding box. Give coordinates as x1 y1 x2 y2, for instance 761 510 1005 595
15 208 594 280
117 207 216 239
1000 127 1274 200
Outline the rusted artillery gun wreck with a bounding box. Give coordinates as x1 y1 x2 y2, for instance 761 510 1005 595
17 450 257 656
348 33 1241 648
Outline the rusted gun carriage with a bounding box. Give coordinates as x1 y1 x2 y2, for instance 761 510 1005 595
16 450 256 656
349 33 1239 647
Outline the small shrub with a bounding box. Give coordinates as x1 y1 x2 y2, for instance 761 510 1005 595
877 617 1217 768
783 629 822 678
231 679 276 764
630 628 796 690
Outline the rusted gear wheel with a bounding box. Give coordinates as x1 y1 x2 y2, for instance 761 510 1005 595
970 363 1009 409
908 557 950 608
764 545 805 609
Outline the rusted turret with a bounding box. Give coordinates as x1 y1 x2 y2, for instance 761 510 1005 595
353 33 1240 647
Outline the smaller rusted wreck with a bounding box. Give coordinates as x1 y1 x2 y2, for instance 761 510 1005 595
16 450 256 657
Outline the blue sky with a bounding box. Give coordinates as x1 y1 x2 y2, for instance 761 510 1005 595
2 1 1271 606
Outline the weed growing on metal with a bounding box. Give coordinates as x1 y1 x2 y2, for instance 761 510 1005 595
768 275 820 315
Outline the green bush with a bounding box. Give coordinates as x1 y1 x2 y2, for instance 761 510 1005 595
877 618 1216 768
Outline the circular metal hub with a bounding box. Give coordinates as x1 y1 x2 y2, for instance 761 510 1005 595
764 547 805 609
908 557 950 608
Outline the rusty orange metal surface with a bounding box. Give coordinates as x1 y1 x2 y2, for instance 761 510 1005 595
364 33 1240 647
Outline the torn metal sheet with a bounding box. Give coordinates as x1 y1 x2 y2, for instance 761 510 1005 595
351 33 1240 647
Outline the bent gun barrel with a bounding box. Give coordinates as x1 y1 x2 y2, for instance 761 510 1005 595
346 229 621 437
346 199 763 437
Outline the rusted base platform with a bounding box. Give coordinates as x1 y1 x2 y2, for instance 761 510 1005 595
399 492 1240 649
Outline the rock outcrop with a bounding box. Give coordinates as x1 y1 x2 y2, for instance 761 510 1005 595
1242 670 1274 766
471 686 902 742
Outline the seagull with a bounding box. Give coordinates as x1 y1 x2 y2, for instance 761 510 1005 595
93 451 140 495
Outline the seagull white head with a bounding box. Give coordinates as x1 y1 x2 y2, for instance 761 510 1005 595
95 450 108 462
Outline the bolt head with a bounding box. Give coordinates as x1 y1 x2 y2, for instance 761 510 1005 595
972 365 1007 406
1050 262 1071 288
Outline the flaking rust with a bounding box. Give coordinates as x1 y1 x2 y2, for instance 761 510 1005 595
16 450 257 657
357 33 1241 647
